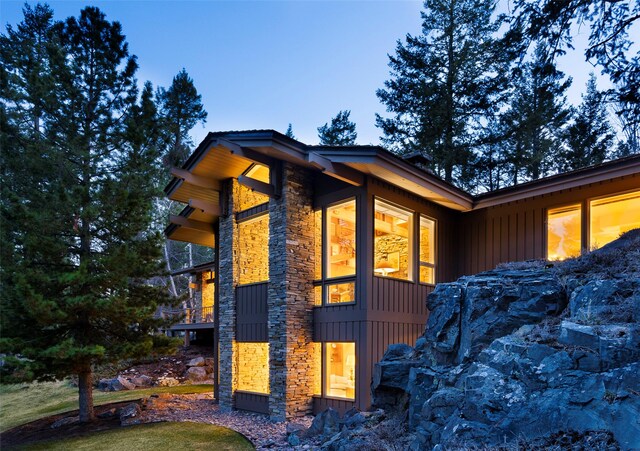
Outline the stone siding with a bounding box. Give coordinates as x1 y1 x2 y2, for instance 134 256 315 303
238 214 270 285
238 182 269 211
268 163 316 420
218 179 240 411
237 342 270 393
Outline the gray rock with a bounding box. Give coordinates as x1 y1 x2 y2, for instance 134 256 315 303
119 402 141 425
130 375 152 387
186 366 208 382
97 408 117 419
382 343 413 361
559 321 600 349
187 356 205 367
98 377 125 392
117 375 135 390
569 278 640 323
50 416 78 428
287 433 301 446
306 408 341 438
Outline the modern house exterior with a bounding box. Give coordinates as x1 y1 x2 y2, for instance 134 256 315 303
164 129 640 420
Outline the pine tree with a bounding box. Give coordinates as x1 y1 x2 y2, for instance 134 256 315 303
157 68 207 169
317 110 357 145
0 6 176 423
376 0 506 186
560 74 614 171
285 123 295 139
501 46 572 184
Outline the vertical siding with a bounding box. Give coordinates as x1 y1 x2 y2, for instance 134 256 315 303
235 391 269 414
236 282 268 341
457 175 640 277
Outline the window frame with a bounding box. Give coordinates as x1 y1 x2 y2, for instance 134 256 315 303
373 197 415 282
588 189 640 251
313 197 358 307
418 214 437 286
322 342 356 401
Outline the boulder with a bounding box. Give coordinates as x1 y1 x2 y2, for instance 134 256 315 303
186 366 208 382
117 375 135 390
130 375 152 388
50 416 78 429
569 279 640 323
187 357 205 367
98 377 125 392
156 377 179 387
119 402 142 425
305 408 341 438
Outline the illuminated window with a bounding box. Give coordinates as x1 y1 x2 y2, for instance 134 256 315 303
547 204 581 260
314 285 322 306
419 216 436 284
590 191 640 249
327 281 355 304
374 199 412 280
325 342 355 400
237 342 269 394
314 209 322 280
326 199 356 278
238 214 269 284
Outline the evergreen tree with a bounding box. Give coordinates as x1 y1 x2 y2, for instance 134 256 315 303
317 110 357 145
0 6 176 423
285 123 295 139
376 0 506 186
501 46 572 183
157 68 207 169
560 74 614 171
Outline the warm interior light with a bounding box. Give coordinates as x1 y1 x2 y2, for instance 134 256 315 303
325 342 355 400
590 191 640 249
547 204 582 260
374 258 395 276
237 342 270 394
374 199 412 280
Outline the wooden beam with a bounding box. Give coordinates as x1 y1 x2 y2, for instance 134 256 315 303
307 152 364 186
169 215 214 233
171 167 221 191
237 175 276 198
188 199 221 216
218 138 274 167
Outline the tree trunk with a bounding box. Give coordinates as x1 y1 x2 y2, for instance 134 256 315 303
78 369 95 422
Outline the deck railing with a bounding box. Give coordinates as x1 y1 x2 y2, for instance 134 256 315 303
161 306 214 324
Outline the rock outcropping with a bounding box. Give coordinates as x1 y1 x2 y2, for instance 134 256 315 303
372 231 640 450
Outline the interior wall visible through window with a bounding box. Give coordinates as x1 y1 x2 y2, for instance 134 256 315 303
547 204 582 260
374 199 413 280
590 190 640 250
419 216 436 284
326 200 356 279
325 342 355 400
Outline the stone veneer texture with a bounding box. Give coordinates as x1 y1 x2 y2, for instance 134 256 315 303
218 179 240 411
237 342 270 393
268 163 316 420
237 214 269 285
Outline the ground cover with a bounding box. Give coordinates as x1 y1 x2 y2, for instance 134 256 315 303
0 381 213 432
13 421 253 451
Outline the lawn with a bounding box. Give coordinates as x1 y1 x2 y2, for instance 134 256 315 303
0 381 213 432
19 421 254 450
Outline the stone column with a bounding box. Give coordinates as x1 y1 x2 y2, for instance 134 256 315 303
268 163 316 420
218 179 240 411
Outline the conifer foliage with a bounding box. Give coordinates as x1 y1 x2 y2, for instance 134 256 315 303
0 5 177 422
318 110 357 145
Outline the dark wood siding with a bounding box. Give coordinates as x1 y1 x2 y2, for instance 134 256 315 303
457 175 640 277
313 397 356 415
235 391 269 414
236 282 268 342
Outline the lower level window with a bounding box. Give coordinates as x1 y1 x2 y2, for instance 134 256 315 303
325 342 355 400
590 191 640 249
547 204 581 260
237 342 269 394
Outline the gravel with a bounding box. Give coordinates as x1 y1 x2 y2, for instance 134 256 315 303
139 393 314 450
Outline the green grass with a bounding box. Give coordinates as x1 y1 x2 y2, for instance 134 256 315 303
17 421 254 450
0 381 213 432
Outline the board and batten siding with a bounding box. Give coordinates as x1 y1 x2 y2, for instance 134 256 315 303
457 174 640 277
236 282 268 342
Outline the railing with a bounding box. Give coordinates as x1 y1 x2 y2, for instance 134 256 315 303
161 306 214 324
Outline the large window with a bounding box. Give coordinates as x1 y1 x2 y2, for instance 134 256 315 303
326 200 356 279
237 343 269 394
325 342 355 400
590 191 640 250
419 216 436 284
547 204 582 260
374 199 413 280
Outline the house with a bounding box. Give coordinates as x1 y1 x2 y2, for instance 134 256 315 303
160 261 216 346
164 130 640 420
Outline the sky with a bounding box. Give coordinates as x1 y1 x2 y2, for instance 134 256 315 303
1 0 608 146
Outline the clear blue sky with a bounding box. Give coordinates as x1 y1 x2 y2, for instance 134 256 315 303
1 1 602 146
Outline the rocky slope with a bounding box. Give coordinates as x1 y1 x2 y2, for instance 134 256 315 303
370 230 640 450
